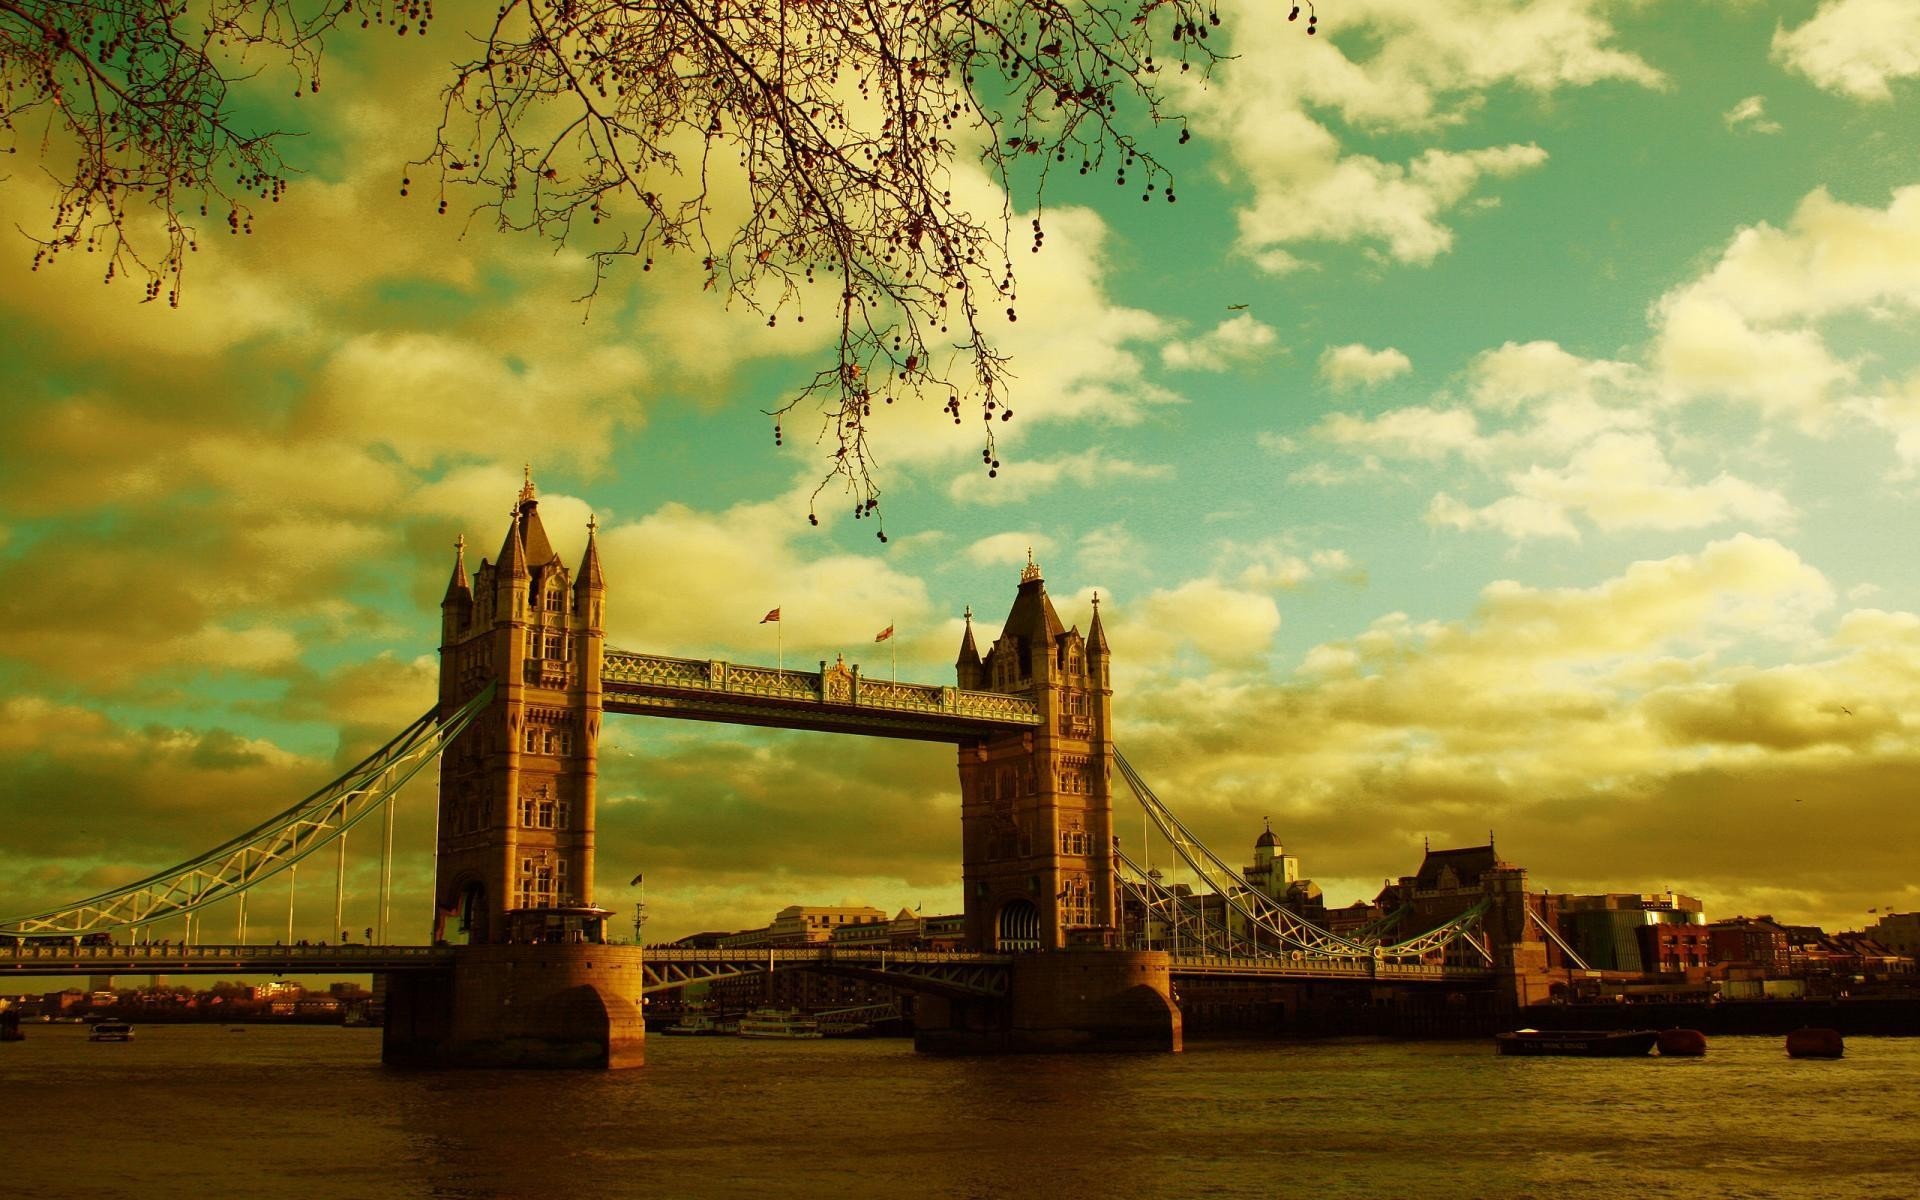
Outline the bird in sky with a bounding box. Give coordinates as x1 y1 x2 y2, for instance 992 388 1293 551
1841 706 1853 715
1226 303 1249 311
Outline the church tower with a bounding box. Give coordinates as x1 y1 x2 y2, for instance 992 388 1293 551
955 555 1115 950
434 472 606 943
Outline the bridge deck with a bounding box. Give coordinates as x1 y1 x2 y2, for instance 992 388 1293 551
3 943 1492 987
602 650 1040 741
1167 953 1493 984
1 943 455 975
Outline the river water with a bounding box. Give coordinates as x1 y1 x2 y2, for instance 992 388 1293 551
4 1025 1915 1198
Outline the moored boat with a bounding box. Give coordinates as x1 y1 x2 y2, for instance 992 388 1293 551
661 1012 736 1036
88 1021 134 1042
1495 1028 1658 1057
1785 1027 1844 1059
736 1008 823 1039
1656 1028 1708 1057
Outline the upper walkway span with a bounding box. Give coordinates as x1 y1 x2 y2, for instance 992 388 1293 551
602 650 1041 741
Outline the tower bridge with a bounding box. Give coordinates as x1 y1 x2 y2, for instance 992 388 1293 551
2 476 1542 1068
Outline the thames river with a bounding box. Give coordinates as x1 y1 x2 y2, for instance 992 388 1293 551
5 1025 1916 1198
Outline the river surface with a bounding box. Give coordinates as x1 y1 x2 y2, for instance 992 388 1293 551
4 1025 1915 1198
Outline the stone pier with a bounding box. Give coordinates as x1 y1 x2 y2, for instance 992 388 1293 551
915 948 1182 1054
382 944 646 1069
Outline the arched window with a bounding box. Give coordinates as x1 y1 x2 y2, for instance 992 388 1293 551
996 899 1042 951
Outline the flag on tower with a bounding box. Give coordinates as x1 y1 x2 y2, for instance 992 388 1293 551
760 607 781 624
875 624 894 642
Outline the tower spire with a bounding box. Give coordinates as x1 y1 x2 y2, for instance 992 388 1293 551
442 535 472 606
576 514 606 594
497 506 529 581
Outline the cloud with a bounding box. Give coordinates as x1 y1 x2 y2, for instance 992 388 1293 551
1319 343 1413 390
966 531 1057 571
1317 405 1481 460
1723 95 1782 134
594 492 934 662
1161 314 1281 371
947 450 1172 506
1181 0 1658 273
1426 432 1794 541
1236 142 1549 272
1110 578 1283 668
1773 0 1920 101
1109 538 1915 930
1650 185 1920 425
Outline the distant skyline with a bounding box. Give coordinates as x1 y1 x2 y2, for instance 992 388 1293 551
3 0 1919 941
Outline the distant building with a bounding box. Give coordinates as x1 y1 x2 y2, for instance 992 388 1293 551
1868 911 1920 957
1708 916 1792 974
1551 892 1705 974
1239 821 1325 922
717 904 889 948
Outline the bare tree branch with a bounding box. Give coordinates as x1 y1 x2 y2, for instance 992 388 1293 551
1 0 1320 530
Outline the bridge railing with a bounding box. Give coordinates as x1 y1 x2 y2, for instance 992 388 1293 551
644 946 1010 966
3 942 452 962
603 651 1040 725
1168 952 1488 979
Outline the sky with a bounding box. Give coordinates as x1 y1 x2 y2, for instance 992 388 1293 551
3 0 1920 948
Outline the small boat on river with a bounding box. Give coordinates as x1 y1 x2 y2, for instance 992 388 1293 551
661 1012 736 1036
736 1008 823 1040
89 1021 134 1042
1495 1028 1658 1057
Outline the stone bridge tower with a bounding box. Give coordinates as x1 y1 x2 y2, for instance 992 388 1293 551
434 474 606 943
955 555 1115 951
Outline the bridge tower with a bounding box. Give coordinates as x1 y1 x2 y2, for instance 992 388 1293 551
434 472 606 943
386 474 641 1069
955 554 1116 951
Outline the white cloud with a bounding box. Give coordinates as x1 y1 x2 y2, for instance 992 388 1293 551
1427 433 1793 541
1237 143 1549 272
1114 578 1283 667
947 450 1171 506
1180 0 1658 273
966 532 1056 571
1723 95 1782 134
1319 343 1413 390
1318 406 1481 459
596 491 932 658
1161 314 1280 371
1650 185 1920 424
1773 0 1920 101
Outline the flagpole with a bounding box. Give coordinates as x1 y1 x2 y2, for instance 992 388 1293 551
778 607 784 677
891 617 897 683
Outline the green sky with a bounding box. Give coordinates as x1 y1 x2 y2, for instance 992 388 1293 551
4 0 1920 945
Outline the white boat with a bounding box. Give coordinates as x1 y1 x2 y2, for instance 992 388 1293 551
89 1022 134 1042
661 1012 735 1036
736 1008 823 1039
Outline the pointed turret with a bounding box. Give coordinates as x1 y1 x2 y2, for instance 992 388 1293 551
956 606 983 689
575 515 606 592
994 549 1066 683
442 536 473 607
574 515 607 630
496 509 530 581
1087 591 1109 655
514 465 560 568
